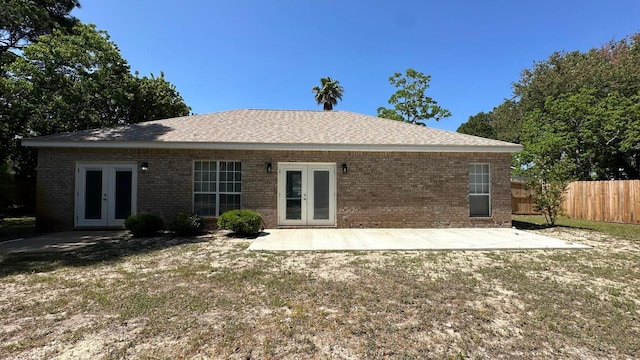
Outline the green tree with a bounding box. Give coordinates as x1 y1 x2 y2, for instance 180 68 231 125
377 68 451 125
312 77 344 110
455 31 640 224
458 32 640 180
457 100 523 143
514 36 640 113
513 36 640 223
516 107 577 226
489 100 523 143
0 0 81 61
0 163 16 214
131 71 191 122
1 23 132 176
457 111 495 139
530 88 640 180
1 23 190 177
516 85 640 224
1 0 82 168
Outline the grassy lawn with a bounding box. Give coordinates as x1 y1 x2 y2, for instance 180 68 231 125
0 216 36 242
514 214 640 241
1 223 639 358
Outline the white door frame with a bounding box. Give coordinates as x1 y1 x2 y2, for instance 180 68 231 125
75 163 137 227
277 162 336 226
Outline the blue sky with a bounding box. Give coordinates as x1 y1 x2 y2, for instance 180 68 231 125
74 1 640 132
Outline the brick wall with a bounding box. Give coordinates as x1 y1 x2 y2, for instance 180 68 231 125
35 148 512 230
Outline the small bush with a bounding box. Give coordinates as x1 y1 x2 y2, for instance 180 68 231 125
124 213 164 237
217 210 262 235
168 212 205 236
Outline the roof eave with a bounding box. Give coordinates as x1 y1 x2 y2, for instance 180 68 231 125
21 140 522 153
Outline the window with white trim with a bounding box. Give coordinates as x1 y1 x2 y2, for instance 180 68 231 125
193 161 242 216
469 163 490 217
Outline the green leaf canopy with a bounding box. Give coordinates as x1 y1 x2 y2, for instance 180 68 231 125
0 23 190 176
377 68 451 125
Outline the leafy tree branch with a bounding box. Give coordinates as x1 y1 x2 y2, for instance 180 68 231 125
377 68 451 125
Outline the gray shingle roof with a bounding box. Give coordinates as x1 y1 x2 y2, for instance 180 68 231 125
22 109 522 152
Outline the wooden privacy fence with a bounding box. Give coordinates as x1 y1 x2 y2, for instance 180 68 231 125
511 181 540 215
563 180 640 224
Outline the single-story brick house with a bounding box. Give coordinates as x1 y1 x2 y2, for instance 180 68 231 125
22 109 522 231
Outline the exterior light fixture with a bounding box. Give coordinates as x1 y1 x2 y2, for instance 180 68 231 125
267 162 272 173
141 162 149 172
342 163 348 173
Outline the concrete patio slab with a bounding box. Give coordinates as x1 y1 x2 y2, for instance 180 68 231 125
248 228 592 251
0 231 128 253
0 228 591 254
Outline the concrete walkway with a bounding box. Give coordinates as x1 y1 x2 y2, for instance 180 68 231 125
0 231 127 253
248 228 591 251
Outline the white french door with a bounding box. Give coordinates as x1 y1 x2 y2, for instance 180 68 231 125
76 163 137 227
278 163 336 226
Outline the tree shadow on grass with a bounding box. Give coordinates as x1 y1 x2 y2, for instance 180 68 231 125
511 220 549 230
0 216 37 242
0 233 211 278
512 217 602 232
223 231 268 240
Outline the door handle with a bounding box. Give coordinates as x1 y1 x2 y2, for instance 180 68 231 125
103 193 108 201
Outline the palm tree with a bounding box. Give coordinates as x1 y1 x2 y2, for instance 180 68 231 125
312 77 344 110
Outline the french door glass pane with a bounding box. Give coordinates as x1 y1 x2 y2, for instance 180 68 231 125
313 170 330 220
85 170 103 219
286 200 302 220
286 171 302 220
114 170 132 220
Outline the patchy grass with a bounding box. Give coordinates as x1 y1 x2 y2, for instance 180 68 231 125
1 228 639 359
0 216 36 242
513 214 640 241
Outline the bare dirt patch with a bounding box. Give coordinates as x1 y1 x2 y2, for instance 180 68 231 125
1 228 639 359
